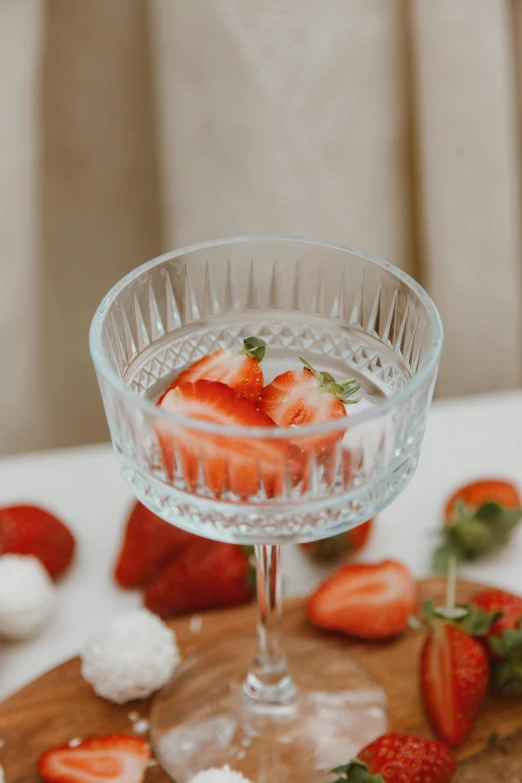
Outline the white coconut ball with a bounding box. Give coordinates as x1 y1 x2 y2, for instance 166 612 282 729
189 767 253 783
81 608 180 704
0 554 57 640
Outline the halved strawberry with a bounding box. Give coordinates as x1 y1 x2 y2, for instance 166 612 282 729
306 559 416 640
259 358 360 462
300 518 374 564
433 478 522 573
37 734 150 783
157 380 303 498
113 501 203 589
144 539 255 618
159 336 266 403
420 611 489 747
0 505 75 580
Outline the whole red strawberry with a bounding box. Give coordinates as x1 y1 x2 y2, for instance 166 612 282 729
159 336 266 402
419 599 491 747
471 587 522 657
114 501 203 588
144 540 255 618
445 479 521 521
332 733 456 783
433 478 522 572
306 559 416 640
38 734 150 783
300 518 373 564
0 504 75 579
471 587 522 693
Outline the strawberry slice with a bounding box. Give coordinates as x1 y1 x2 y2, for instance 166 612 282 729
159 336 266 403
0 505 75 580
144 539 255 618
157 380 303 498
37 735 150 783
259 358 359 462
306 559 416 640
114 501 203 588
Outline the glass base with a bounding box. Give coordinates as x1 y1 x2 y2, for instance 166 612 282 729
151 638 387 782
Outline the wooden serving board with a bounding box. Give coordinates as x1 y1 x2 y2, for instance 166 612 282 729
1 578 522 782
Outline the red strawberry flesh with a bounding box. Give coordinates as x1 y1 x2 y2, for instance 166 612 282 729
306 559 416 640
157 380 303 498
159 337 266 403
259 367 348 461
37 734 150 783
421 621 489 747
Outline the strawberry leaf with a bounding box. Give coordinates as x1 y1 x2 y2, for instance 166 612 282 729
489 618 522 693
242 337 266 363
492 657 522 694
421 599 500 636
433 501 522 570
330 760 384 783
474 502 522 528
463 606 504 637
299 358 361 404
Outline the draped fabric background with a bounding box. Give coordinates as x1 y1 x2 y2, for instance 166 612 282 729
1 0 521 456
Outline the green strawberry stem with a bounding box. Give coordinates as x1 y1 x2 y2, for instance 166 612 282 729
420 549 501 633
446 554 457 611
299 357 361 404
239 336 266 363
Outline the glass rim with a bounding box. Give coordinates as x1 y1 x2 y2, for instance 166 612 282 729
89 235 444 438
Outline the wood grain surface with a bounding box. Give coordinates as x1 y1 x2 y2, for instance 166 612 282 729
0 578 521 782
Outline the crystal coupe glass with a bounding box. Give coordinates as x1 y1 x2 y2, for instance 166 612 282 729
90 237 442 782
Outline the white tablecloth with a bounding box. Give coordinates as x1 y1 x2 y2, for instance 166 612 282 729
1 390 522 702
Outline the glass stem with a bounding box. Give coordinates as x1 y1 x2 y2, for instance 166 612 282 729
243 544 298 705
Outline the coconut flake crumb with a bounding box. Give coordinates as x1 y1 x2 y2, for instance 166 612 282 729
189 615 203 634
133 719 151 735
68 737 82 748
0 555 56 641
127 711 140 723
188 767 253 783
147 759 158 768
81 609 180 704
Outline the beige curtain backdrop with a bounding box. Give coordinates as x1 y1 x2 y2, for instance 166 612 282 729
0 0 521 456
